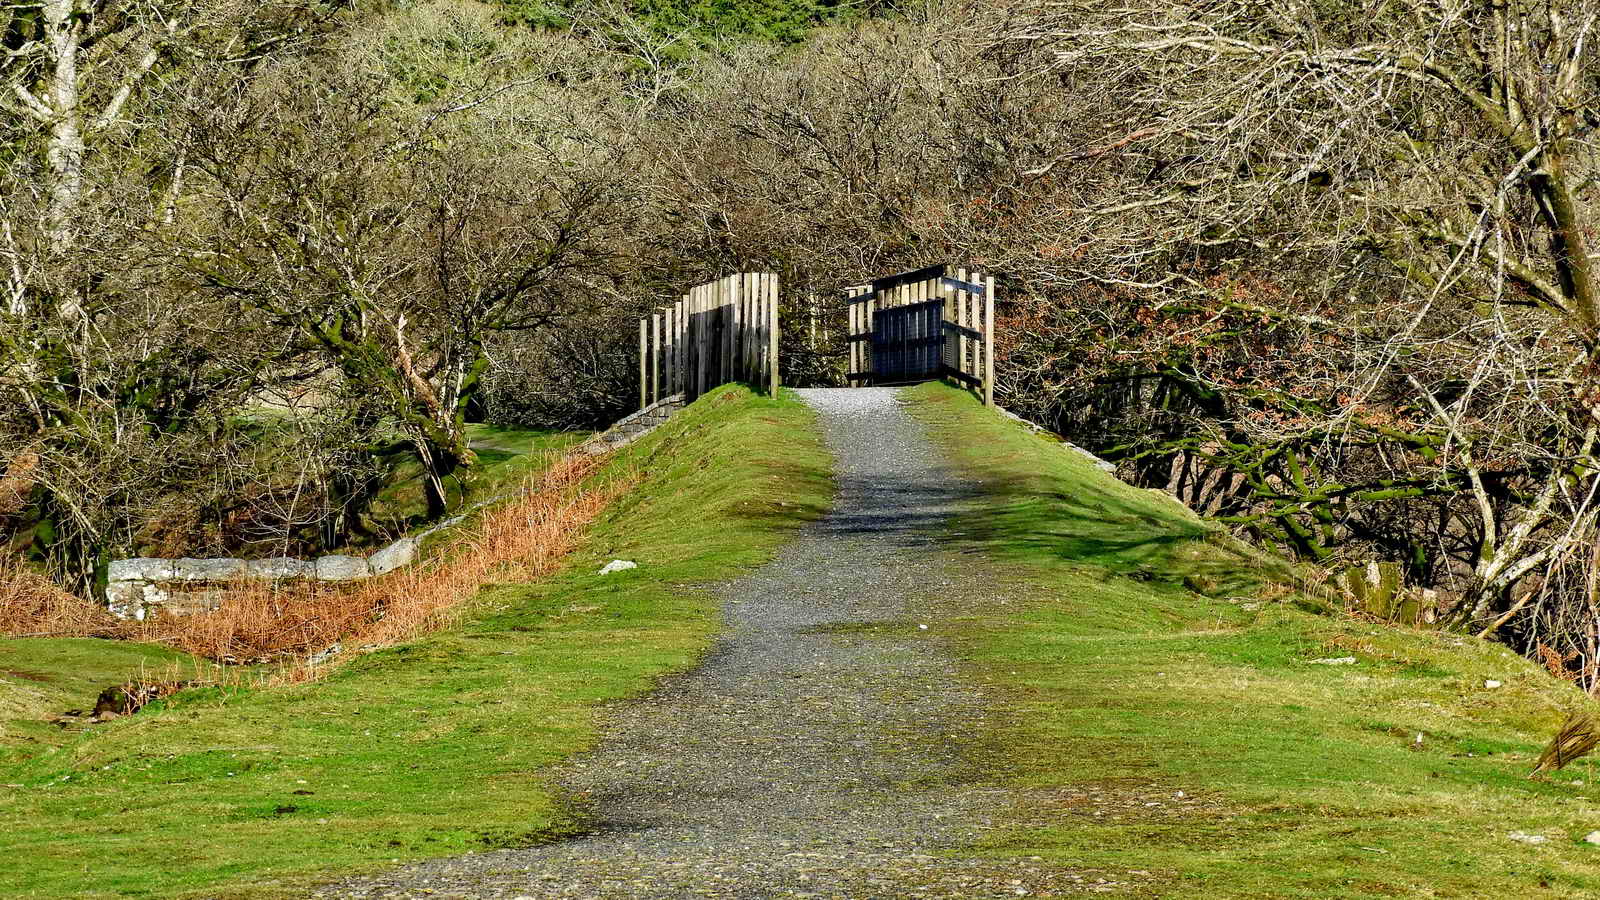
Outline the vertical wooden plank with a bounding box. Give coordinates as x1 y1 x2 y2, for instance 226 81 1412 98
747 273 758 380
697 282 709 398
984 272 996 408
689 284 699 399
651 312 662 405
768 271 780 395
739 267 752 376
638 318 648 410
731 276 740 383
709 277 718 388
956 267 969 376
808 291 817 351
702 281 712 397
672 299 682 395
970 277 982 396
712 276 722 388
719 275 731 386
756 273 768 387
938 273 954 377
732 275 741 382
662 306 672 397
727 275 737 385
759 273 769 382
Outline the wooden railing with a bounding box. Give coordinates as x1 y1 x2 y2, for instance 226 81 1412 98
639 272 780 408
846 264 995 406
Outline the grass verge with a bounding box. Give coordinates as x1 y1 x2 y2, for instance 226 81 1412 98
904 381 1600 899
0 384 830 899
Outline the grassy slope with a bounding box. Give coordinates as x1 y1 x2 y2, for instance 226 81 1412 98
904 382 1600 899
0 639 210 761
0 385 830 899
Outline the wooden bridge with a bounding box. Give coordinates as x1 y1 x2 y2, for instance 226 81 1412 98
636 263 996 407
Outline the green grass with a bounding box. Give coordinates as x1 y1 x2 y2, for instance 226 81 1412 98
903 381 1600 899
0 639 212 761
0 384 830 899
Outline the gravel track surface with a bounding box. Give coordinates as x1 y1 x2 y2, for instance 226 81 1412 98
318 388 1090 899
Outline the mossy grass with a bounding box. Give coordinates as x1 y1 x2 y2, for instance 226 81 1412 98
903 381 1600 898
0 384 830 899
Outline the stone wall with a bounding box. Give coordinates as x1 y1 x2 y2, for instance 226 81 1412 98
105 516 462 621
577 393 686 456
106 396 689 621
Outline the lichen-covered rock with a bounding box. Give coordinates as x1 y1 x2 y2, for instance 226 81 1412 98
314 555 371 580
171 557 249 582
106 581 148 619
367 537 418 575
107 558 177 583
243 557 315 580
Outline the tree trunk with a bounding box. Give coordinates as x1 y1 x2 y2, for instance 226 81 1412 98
42 0 84 257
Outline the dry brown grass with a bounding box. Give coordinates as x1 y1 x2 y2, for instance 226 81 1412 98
2 450 627 680
1531 709 1600 777
0 554 117 638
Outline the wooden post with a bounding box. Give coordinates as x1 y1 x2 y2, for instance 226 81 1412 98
984 272 995 408
651 312 662 405
848 288 860 384
870 280 883 377
638 318 648 410
768 272 780 395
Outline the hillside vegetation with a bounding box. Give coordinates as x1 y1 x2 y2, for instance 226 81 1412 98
905 382 1600 897
0 386 830 898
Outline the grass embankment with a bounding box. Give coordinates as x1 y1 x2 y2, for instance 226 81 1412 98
904 382 1600 898
0 385 831 899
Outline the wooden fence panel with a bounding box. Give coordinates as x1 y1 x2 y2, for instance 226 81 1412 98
638 272 782 409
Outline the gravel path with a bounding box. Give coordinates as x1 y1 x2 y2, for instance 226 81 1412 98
318 388 1088 899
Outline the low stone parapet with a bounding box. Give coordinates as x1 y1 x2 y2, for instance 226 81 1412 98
577 394 686 456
